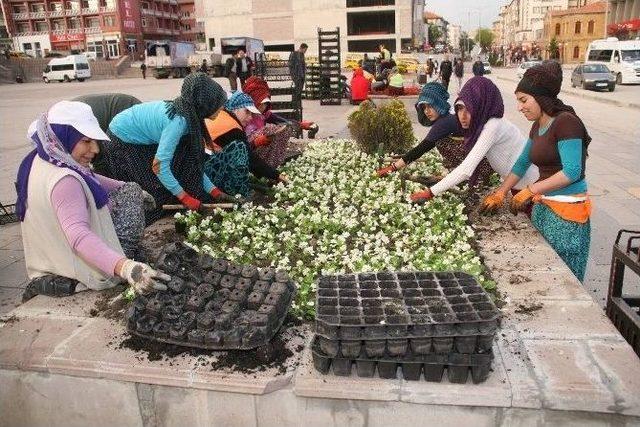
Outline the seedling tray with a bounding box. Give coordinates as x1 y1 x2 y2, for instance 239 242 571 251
315 272 500 340
311 337 493 384
126 242 295 350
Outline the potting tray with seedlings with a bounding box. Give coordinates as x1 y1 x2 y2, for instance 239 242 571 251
126 243 296 350
315 271 500 342
311 337 493 384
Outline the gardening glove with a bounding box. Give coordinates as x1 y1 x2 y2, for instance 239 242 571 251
141 189 156 211
278 173 289 183
376 164 397 178
120 259 170 295
177 192 201 211
211 187 241 203
479 191 505 215
253 134 271 147
410 188 433 204
510 187 535 215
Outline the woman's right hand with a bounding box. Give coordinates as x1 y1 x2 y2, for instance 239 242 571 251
116 259 170 295
376 163 398 178
177 192 202 211
479 191 506 215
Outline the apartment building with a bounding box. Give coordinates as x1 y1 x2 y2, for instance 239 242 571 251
608 0 640 38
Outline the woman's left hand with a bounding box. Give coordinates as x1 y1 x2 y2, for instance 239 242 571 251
278 173 289 184
510 187 535 215
141 190 156 211
410 188 433 204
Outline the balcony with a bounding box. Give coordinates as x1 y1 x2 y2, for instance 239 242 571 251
168 0 177 4
14 30 50 37
65 8 81 16
67 27 84 34
84 26 101 34
81 7 99 14
141 8 153 15
29 11 47 19
98 5 116 12
12 12 29 20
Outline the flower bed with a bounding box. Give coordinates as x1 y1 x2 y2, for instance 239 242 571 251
176 140 491 319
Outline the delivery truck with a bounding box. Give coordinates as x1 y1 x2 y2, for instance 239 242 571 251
145 41 195 79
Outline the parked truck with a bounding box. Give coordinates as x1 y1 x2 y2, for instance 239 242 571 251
188 51 223 76
145 41 195 79
220 37 264 63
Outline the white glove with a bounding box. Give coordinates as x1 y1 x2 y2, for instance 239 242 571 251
141 190 156 211
120 259 170 295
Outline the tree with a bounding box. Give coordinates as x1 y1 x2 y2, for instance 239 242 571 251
475 28 495 53
428 24 442 46
459 32 476 55
548 37 559 59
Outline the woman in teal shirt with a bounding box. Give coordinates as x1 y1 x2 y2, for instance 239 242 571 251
482 61 592 281
98 73 228 223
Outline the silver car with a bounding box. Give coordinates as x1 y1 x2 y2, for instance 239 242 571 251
571 63 616 92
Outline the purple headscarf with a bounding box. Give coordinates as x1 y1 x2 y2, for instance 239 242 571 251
15 113 109 221
455 76 504 152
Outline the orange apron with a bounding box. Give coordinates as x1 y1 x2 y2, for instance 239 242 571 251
532 193 592 224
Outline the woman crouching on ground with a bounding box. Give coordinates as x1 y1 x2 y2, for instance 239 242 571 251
16 101 170 301
204 92 288 198
376 82 493 185
482 61 591 281
409 76 539 203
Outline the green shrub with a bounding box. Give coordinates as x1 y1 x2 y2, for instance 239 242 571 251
347 99 416 155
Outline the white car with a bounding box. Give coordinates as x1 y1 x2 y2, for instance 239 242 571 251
482 61 492 74
516 61 542 79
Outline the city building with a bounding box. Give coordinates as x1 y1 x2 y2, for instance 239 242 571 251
543 1 606 62
0 0 184 58
424 10 448 45
197 0 424 56
177 0 203 45
0 6 11 50
448 23 461 50
608 0 640 38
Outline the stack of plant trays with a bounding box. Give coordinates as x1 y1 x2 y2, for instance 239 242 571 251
312 271 500 383
317 27 342 105
304 63 321 100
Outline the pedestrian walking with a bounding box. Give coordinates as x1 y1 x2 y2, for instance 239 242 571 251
409 76 539 204
454 58 464 92
472 56 485 76
482 61 592 281
140 62 147 79
236 49 253 88
199 59 208 75
439 54 453 90
288 43 308 105
225 52 239 92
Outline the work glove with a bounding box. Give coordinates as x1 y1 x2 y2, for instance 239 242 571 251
479 191 505 215
253 134 271 147
141 189 156 211
376 164 397 178
410 188 433 204
211 187 241 203
177 192 202 211
510 187 535 215
120 259 170 295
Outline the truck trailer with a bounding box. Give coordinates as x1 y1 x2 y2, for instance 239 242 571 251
145 41 195 79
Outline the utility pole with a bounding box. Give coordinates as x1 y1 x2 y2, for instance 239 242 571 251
604 0 609 38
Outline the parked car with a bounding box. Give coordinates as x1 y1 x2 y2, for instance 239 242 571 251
482 61 492 74
516 60 542 79
42 55 91 83
571 63 616 91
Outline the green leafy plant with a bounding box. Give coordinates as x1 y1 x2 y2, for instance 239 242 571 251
347 100 416 155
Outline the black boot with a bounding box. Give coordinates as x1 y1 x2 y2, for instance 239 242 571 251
307 124 319 139
22 275 78 302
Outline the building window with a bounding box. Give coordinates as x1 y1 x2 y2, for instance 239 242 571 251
587 20 594 34
17 23 30 33
51 19 65 29
51 3 63 11
34 21 48 31
12 5 26 13
574 21 581 34
142 17 147 27
68 17 81 28
141 1 149 8
103 15 115 26
31 4 46 12
85 17 100 27
573 45 579 59
554 23 560 35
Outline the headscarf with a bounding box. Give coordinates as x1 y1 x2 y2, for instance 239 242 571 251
16 113 109 221
165 72 227 147
455 76 504 151
515 60 591 149
415 82 450 126
243 76 271 108
224 91 261 113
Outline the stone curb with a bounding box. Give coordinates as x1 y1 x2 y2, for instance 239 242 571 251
495 75 640 110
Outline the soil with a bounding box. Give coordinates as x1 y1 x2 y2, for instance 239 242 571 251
508 274 532 285
115 315 308 375
91 283 129 321
514 301 544 315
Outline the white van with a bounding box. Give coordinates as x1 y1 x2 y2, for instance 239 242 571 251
585 38 640 84
42 55 92 83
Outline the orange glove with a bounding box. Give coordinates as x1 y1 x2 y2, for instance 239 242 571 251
253 134 270 147
177 192 201 211
479 191 505 215
376 164 397 178
510 187 535 215
410 188 433 204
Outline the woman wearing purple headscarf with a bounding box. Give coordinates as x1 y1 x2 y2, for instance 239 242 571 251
410 76 539 203
16 101 170 301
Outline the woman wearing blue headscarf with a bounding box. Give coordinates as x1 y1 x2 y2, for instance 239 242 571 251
15 101 170 301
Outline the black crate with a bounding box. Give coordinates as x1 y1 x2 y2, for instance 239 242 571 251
315 271 500 341
127 242 296 350
311 337 493 383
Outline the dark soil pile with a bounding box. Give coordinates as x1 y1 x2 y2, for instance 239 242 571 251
90 284 129 321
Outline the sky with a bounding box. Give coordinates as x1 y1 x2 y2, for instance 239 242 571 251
425 0 508 31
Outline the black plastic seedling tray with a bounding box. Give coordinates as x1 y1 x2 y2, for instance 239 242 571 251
126 242 295 350
315 271 500 341
311 337 493 384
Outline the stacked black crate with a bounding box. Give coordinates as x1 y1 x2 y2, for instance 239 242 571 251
312 271 500 383
318 27 342 106
304 63 321 100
